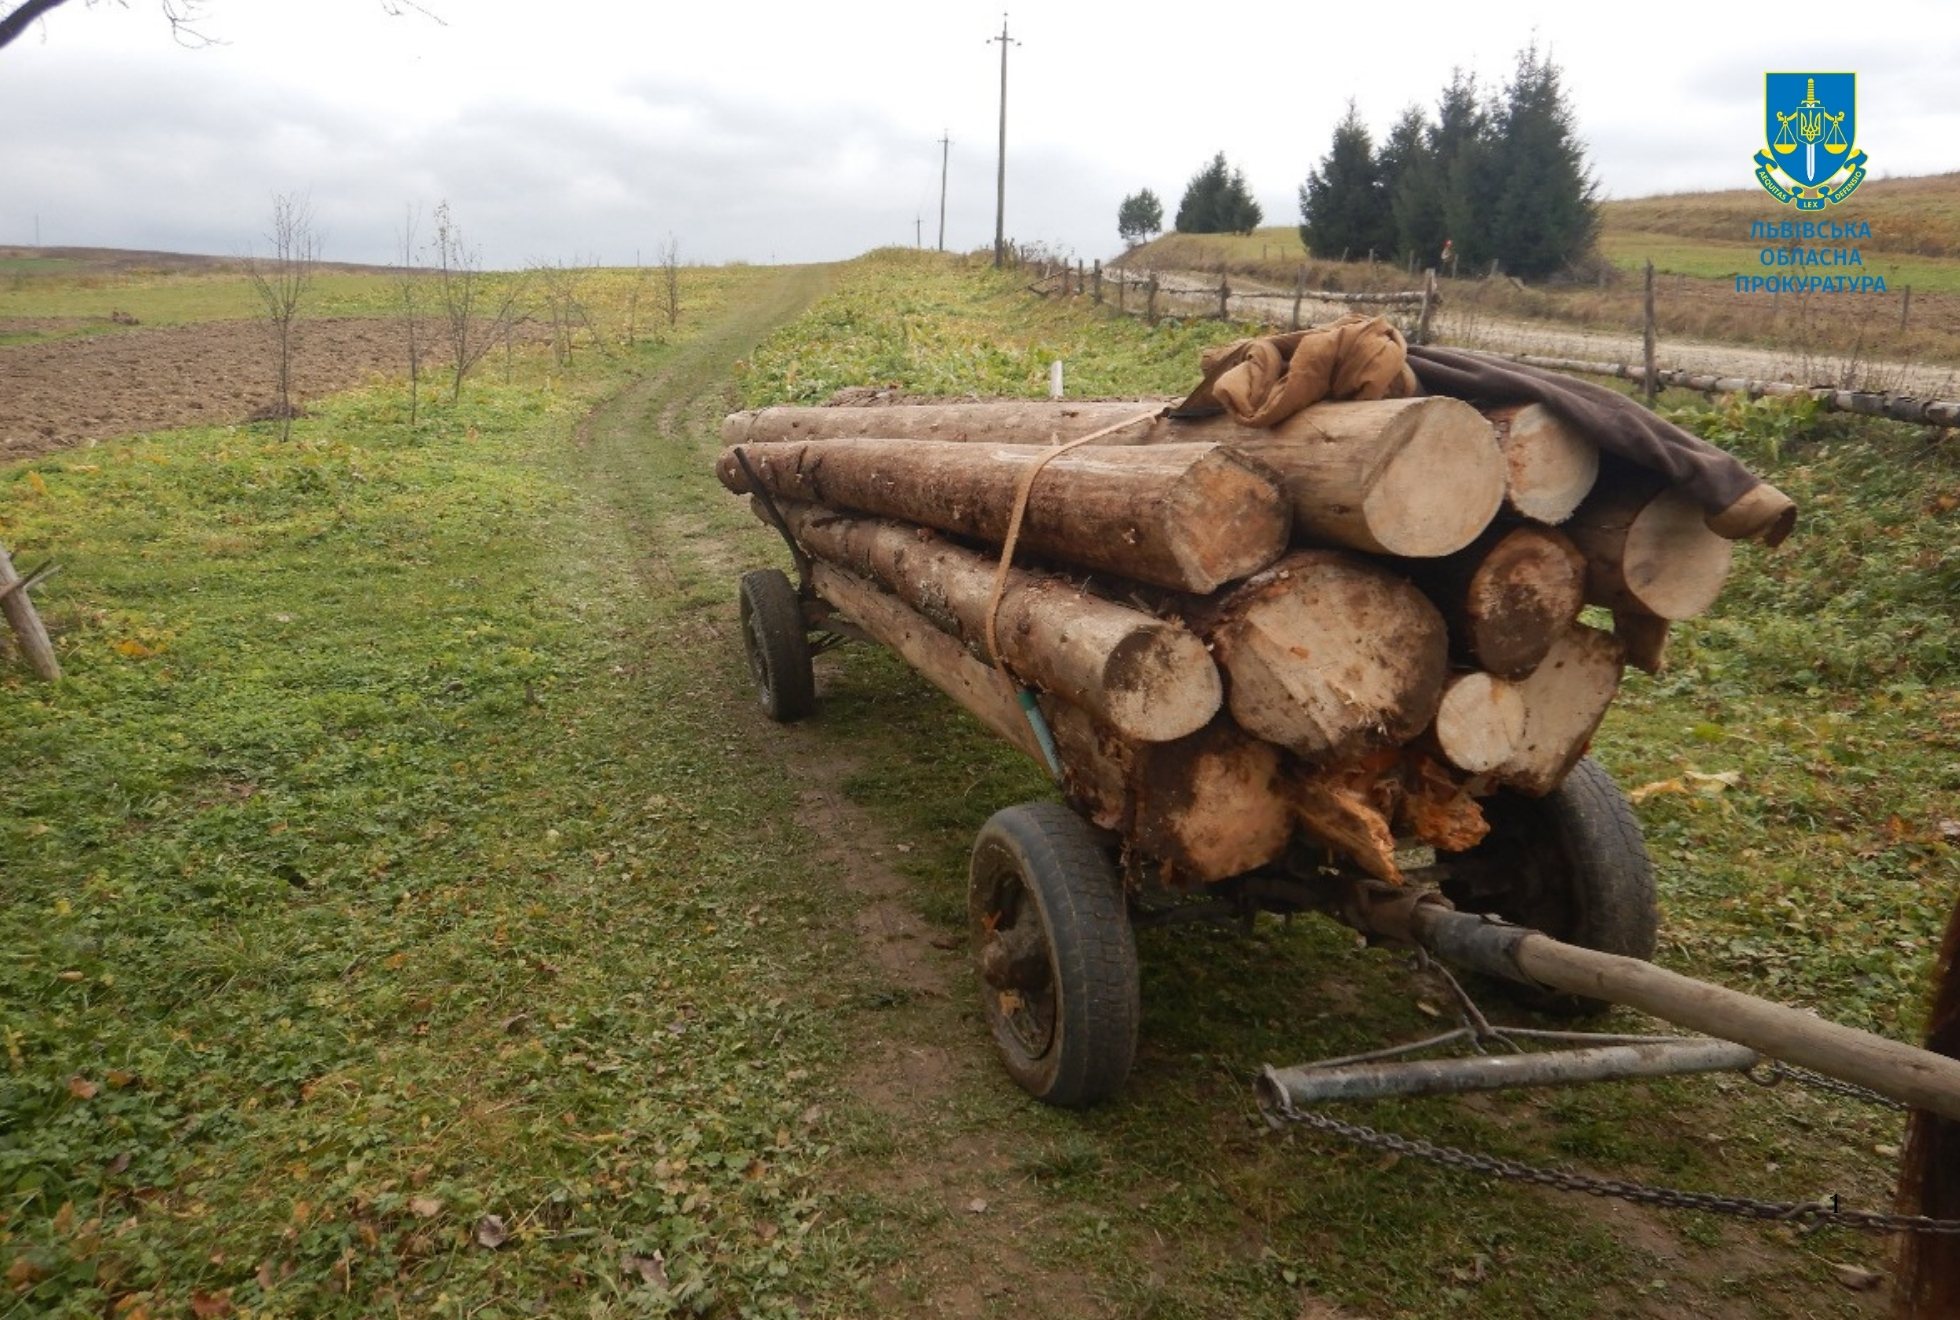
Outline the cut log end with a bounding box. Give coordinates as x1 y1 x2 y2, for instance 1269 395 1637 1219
1357 402 1507 558
1210 551 1449 763
1498 403 1601 525
1433 672 1527 775
1100 626 1227 745
1495 623 1626 797
1567 479 1736 621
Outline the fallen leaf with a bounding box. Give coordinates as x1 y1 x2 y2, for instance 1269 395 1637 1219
1939 820 1960 843
189 1291 233 1317
621 1251 668 1288
409 1197 442 1219
107 1152 132 1175
56 970 84 982
6 1259 47 1287
112 639 158 659
474 1214 509 1249
1628 778 1686 805
1830 1262 1883 1292
966 1198 988 1214
106 1069 137 1089
68 1075 98 1100
1684 769 1741 792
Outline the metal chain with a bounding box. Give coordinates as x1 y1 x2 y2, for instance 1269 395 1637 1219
1268 1097 1960 1235
1758 1060 1909 1111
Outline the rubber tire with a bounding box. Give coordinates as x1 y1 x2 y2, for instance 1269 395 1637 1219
968 802 1140 1107
738 568 815 723
1439 756 1659 1016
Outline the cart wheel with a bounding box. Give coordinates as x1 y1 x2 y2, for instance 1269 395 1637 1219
968 802 1139 1107
738 568 815 722
1439 756 1658 1016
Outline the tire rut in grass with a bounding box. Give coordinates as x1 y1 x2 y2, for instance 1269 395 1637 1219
560 265 1118 1317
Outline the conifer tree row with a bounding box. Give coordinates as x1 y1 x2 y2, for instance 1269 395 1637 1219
1299 46 1598 280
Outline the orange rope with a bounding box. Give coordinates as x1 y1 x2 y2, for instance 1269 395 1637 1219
981 408 1162 674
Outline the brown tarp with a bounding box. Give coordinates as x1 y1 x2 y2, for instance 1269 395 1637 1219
1176 321 1796 547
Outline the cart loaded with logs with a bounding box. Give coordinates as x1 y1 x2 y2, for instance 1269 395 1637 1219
716 318 1960 1304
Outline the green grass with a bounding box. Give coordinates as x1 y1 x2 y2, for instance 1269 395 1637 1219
4 249 1952 1318
1601 231 1960 292
0 264 872 1318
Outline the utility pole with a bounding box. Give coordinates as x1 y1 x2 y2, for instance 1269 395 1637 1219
988 13 1018 270
915 214 922 249
937 132 951 252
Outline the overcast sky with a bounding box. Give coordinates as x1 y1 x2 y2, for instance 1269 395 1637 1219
1 0 1954 268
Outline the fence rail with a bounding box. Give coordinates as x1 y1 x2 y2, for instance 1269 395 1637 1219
1022 254 1957 428
1497 352 1960 426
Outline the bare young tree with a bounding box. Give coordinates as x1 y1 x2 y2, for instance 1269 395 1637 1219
397 204 423 426
534 257 599 369
622 250 652 348
431 201 522 403
242 190 319 441
2 1 441 52
660 233 682 329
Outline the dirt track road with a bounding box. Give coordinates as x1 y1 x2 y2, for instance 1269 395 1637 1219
1144 270 1960 400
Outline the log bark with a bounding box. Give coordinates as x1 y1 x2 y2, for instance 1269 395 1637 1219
1174 550 1449 763
724 397 1506 559
1486 402 1599 524
1046 705 1292 885
723 400 1172 447
1495 624 1626 797
1431 672 1526 775
719 438 1290 594
1612 609 1671 676
809 562 1046 766
0 541 60 682
773 500 1221 743
1403 524 1587 680
1562 468 1735 620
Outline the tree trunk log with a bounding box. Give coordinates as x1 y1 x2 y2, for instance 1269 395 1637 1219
810 562 1047 765
0 541 60 682
1403 523 1587 680
722 400 1172 447
1562 466 1735 620
1210 398 1505 558
1612 609 1672 676
774 500 1221 743
1494 624 1626 797
1169 550 1449 764
719 438 1290 593
724 397 1505 559
1485 402 1599 524
1432 672 1526 775
1047 705 1292 885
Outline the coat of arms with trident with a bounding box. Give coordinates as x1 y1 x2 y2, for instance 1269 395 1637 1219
1755 72 1868 211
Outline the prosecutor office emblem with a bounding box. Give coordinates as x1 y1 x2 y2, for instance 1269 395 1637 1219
1755 72 1868 210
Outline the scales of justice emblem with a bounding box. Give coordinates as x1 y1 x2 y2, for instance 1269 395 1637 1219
1754 73 1869 210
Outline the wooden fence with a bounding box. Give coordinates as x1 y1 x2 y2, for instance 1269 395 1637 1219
1026 254 1959 428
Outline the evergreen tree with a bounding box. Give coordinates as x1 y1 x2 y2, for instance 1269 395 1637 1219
1116 188 1165 247
1430 68 1491 272
1374 105 1429 264
1296 100 1390 260
1175 152 1264 235
1484 43 1599 279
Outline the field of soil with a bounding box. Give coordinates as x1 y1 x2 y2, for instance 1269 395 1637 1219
0 317 411 461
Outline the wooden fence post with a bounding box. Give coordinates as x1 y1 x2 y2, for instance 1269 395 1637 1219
1902 284 1912 331
0 540 61 681
1146 275 1159 326
1076 258 1085 296
1092 258 1102 304
1116 269 1125 313
1642 259 1658 407
1217 271 1230 321
1290 266 1305 332
1415 268 1438 346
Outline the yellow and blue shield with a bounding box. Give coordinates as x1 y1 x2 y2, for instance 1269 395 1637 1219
1755 72 1867 208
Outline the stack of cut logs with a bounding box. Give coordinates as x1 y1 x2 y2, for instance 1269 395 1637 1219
717 395 1738 887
